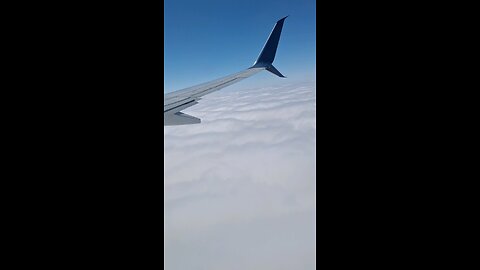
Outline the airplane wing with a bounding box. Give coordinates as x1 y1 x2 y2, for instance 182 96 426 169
164 16 288 126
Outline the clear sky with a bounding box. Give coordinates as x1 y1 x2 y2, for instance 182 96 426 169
164 0 316 93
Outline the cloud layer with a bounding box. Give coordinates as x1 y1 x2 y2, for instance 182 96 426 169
164 81 316 270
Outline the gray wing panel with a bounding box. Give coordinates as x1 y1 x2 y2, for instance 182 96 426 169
164 67 264 111
163 68 263 126
164 112 201 126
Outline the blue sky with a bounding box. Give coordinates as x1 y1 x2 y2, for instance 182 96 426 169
164 0 316 93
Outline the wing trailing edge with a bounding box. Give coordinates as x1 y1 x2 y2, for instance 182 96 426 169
164 112 201 126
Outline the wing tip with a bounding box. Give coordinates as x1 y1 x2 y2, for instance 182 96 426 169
279 16 289 22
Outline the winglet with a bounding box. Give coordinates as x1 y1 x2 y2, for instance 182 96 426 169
266 64 285 78
250 16 287 78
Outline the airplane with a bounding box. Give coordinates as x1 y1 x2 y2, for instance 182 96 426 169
164 16 288 126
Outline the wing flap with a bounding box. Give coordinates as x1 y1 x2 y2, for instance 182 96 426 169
164 99 198 114
164 112 201 126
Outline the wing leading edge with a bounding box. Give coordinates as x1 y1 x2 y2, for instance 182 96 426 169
164 16 288 126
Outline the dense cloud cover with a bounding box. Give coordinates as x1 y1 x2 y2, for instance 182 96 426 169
164 81 316 270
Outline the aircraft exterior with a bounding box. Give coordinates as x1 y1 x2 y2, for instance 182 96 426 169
164 17 287 126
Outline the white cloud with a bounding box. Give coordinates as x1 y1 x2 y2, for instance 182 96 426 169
164 81 316 270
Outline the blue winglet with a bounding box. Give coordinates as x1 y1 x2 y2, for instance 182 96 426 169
250 16 287 78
